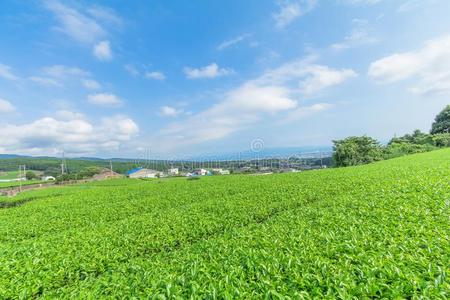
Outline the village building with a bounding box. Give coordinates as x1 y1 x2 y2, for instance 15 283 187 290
168 168 179 175
212 168 230 175
192 169 210 176
126 168 160 178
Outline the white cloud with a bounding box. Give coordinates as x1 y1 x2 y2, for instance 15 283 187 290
0 63 19 81
44 0 106 44
29 76 62 87
124 64 140 77
159 83 297 146
158 56 355 147
273 0 317 29
0 113 138 156
224 84 297 113
300 65 357 95
368 35 450 95
283 103 333 123
82 79 101 89
86 6 122 26
184 63 233 79
331 19 378 51
254 56 357 96
42 65 90 78
93 40 113 61
0 98 15 113
44 1 121 60
87 93 122 107
32 65 97 89
125 65 166 80
397 0 437 12
217 34 250 50
55 110 86 120
339 0 381 5
159 106 184 117
145 71 166 80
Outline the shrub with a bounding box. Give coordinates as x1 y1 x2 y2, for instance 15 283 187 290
383 142 436 159
333 136 383 167
432 133 450 147
25 171 38 180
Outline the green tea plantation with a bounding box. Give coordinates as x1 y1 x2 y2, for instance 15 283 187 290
0 149 449 298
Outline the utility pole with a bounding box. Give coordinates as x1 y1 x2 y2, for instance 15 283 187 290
61 150 67 175
18 165 22 192
18 165 26 192
110 160 113 176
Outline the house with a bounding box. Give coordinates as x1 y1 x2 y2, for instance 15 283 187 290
212 168 230 175
168 168 179 175
192 169 209 176
41 176 56 181
126 168 160 178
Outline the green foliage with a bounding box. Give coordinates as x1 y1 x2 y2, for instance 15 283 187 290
384 141 437 159
333 136 383 167
432 132 450 147
1 150 448 298
25 171 37 180
389 129 433 145
431 105 450 134
334 127 449 166
77 166 102 179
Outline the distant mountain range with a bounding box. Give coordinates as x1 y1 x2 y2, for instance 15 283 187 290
183 146 333 161
0 154 27 159
0 146 333 162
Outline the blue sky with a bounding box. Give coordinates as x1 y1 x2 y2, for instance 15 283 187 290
0 0 449 158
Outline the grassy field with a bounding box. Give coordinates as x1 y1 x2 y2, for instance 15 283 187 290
0 170 20 180
0 180 46 189
0 149 449 298
0 170 45 188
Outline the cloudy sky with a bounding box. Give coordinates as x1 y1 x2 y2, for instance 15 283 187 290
1 0 449 158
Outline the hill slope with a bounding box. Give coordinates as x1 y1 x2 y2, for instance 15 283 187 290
0 149 449 298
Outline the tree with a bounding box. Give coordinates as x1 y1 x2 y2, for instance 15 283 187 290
384 142 435 159
333 136 383 167
77 166 102 179
432 133 450 147
388 129 432 145
431 105 450 134
25 171 37 180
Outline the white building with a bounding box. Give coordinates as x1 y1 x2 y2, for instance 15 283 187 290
127 168 160 179
212 168 230 175
168 168 179 175
193 169 208 176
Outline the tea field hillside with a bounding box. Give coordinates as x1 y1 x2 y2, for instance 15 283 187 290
0 149 449 298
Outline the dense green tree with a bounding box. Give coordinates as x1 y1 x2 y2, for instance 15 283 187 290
389 129 432 145
77 166 102 179
333 136 383 167
384 142 436 159
432 133 450 147
431 105 450 134
25 171 37 180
